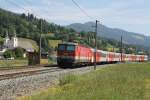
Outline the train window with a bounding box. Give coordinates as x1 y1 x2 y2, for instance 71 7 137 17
101 53 106 57
58 45 65 51
67 45 75 51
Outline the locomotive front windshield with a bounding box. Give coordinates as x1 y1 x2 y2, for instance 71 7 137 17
58 44 75 51
58 45 65 51
66 45 75 51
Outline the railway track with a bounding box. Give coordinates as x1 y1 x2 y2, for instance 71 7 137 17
0 63 115 81
0 64 57 70
0 66 63 81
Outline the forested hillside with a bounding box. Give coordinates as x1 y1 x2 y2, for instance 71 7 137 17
0 8 149 55
0 8 74 51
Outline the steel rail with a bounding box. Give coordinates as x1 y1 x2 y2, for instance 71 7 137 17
0 67 62 81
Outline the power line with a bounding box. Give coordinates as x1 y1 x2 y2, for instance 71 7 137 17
6 0 29 14
7 0 41 18
71 1 101 70
22 0 41 18
72 0 94 20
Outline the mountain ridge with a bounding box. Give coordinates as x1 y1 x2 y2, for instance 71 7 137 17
67 22 150 47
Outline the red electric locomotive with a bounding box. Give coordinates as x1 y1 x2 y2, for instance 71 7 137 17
57 42 148 67
57 42 94 67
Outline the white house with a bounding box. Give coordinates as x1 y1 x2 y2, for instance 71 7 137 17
4 32 18 49
0 32 19 59
0 32 37 59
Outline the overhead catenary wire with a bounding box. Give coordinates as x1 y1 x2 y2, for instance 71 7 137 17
71 0 95 20
8 0 96 22
22 0 42 18
71 0 100 70
6 0 42 19
6 0 30 14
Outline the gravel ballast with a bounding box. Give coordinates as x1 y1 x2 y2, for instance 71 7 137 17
0 64 111 100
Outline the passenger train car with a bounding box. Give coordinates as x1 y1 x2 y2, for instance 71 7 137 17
57 42 148 67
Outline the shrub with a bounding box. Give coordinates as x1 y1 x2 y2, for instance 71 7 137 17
3 50 15 58
14 47 25 58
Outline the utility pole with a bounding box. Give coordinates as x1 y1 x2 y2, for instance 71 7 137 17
121 35 123 62
39 19 42 65
135 42 137 55
94 20 99 70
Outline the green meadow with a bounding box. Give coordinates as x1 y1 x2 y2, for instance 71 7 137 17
19 62 150 100
0 59 28 69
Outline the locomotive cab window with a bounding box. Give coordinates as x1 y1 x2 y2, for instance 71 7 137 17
66 45 75 51
58 45 65 51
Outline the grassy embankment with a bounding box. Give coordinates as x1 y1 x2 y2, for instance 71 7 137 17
19 62 150 100
0 59 54 69
0 39 58 68
0 59 28 69
0 38 36 69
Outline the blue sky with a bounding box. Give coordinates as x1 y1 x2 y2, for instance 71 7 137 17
0 0 150 36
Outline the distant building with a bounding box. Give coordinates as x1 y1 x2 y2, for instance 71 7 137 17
4 32 18 49
0 32 37 59
0 32 19 59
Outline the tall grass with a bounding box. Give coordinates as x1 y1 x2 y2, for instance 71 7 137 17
19 62 150 100
0 59 28 68
59 74 78 86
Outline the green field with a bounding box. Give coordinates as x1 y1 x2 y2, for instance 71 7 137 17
19 62 150 100
0 59 28 68
18 38 39 52
48 40 62 49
